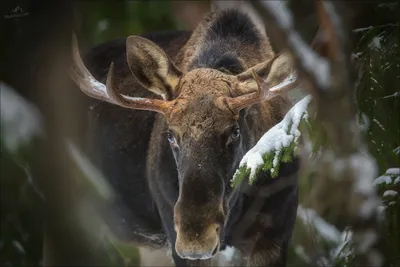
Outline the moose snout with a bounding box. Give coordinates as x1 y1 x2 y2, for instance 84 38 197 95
175 224 220 260
174 170 226 260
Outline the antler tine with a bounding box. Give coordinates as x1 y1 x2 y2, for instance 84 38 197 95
71 32 111 103
226 70 299 113
70 33 173 116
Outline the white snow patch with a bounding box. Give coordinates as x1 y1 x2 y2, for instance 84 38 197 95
297 205 341 244
357 113 369 131
260 2 330 88
353 26 373 33
294 245 312 264
370 77 380 86
233 95 312 182
377 205 386 219
331 229 353 258
369 36 383 50
12 240 25 254
383 190 398 197
350 152 377 195
374 168 400 186
372 175 392 185
373 119 385 131
220 246 236 262
352 52 363 60
0 82 44 152
386 168 400 175
360 197 381 219
358 229 378 254
382 92 400 99
66 141 114 200
394 177 400 184
97 19 109 32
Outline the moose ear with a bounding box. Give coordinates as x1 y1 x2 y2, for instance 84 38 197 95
126 36 182 100
236 52 294 94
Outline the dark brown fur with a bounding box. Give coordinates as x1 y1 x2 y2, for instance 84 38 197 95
79 9 299 267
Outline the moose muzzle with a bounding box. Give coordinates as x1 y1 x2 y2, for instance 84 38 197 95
175 221 220 260
173 177 225 260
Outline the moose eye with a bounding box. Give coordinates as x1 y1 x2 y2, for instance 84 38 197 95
167 131 177 145
231 127 241 140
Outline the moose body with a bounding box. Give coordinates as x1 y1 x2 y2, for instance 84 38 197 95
74 10 299 267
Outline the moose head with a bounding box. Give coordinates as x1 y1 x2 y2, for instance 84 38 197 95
71 32 298 260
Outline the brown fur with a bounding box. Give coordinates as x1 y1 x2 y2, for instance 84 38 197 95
134 11 293 264
78 9 298 267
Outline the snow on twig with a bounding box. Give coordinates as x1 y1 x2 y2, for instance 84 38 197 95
297 205 341 244
232 95 312 185
373 168 400 186
252 1 330 90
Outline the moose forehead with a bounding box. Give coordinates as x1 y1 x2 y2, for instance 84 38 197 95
177 68 236 96
168 68 238 140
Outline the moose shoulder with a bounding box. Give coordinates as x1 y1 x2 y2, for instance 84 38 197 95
72 9 300 267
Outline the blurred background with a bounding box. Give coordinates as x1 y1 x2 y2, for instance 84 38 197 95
1 0 399 266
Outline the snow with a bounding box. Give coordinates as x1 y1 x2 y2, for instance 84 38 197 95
294 245 311 264
374 168 400 185
358 229 378 254
97 19 109 32
331 230 352 259
383 190 398 197
259 1 330 89
0 82 44 152
386 168 400 175
352 52 363 60
372 175 392 185
268 73 297 94
219 246 235 262
12 240 25 254
233 95 312 182
369 36 383 50
395 177 400 184
297 205 341 244
350 152 377 195
353 26 373 33
66 141 114 200
373 119 385 131
382 92 400 99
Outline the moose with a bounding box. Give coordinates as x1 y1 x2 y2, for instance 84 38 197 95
71 8 300 267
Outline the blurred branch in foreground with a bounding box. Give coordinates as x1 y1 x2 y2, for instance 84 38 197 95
250 1 383 266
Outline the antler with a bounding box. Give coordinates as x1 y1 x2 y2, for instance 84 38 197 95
70 33 174 116
225 68 299 113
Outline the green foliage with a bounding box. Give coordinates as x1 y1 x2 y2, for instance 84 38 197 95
353 8 400 265
231 96 312 187
287 4 400 266
0 149 44 267
355 21 400 173
75 1 179 47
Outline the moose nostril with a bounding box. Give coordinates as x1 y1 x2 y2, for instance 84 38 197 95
212 244 218 256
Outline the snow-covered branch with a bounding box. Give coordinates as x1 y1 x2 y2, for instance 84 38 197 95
232 95 312 185
250 1 330 90
249 1 383 265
